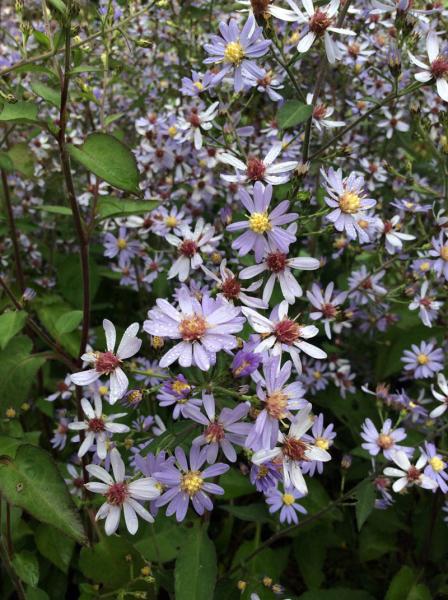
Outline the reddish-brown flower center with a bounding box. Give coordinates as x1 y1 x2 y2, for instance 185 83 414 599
95 351 121 374
282 436 308 461
274 319 300 345
106 482 128 505
313 104 327 120
250 0 272 18
266 251 287 273
204 421 225 443
88 417 106 433
179 315 207 341
431 56 448 79
221 276 241 300
246 157 266 181
179 239 198 257
322 303 337 318
407 466 421 482
189 112 202 127
57 381 69 392
309 10 332 35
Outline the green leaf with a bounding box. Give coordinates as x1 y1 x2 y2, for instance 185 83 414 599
231 541 289 580
385 566 416 600
0 150 14 171
0 434 24 458
221 467 254 499
134 514 186 563
35 523 75 574
7 143 35 178
0 311 27 350
36 205 72 216
67 133 140 194
47 0 67 14
277 100 312 129
0 445 86 544
0 101 39 124
97 196 158 219
25 588 49 600
294 527 328 590
299 589 375 600
35 295 80 357
55 310 83 335
0 336 46 411
55 255 101 310
359 525 396 562
32 29 51 49
12 550 39 587
221 503 272 523
175 524 217 600
104 113 125 126
30 81 60 108
355 480 375 531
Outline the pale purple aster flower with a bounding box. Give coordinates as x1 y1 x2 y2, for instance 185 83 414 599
244 69 285 101
243 301 327 373
408 280 441 327
409 31 448 103
177 102 219 150
227 182 298 261
373 475 394 510
133 451 176 515
302 359 331 394
420 442 448 493
134 357 167 386
150 205 191 237
246 356 308 451
306 282 347 339
429 373 448 418
360 418 412 461
240 248 320 304
321 167 376 242
51 410 70 450
265 485 307 524
144 290 244 371
384 451 438 493
348 266 387 305
301 413 336 476
157 375 201 419
306 93 345 130
185 393 251 463
85 448 160 535
203 16 271 92
103 227 140 267
65 463 84 497
252 404 331 495
250 462 282 492
330 359 356 398
428 233 448 281
401 340 444 379
219 143 298 186
377 215 415 255
180 70 213 96
231 343 263 377
154 446 229 522
71 320 142 403
68 395 129 460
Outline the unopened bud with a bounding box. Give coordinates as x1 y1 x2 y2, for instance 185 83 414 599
135 39 153 49
341 454 352 469
388 45 401 78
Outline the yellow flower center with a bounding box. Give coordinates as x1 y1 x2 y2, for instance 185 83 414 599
194 81 204 91
249 212 272 234
98 385 108 395
339 192 361 214
172 380 191 395
282 493 295 506
117 238 128 250
313 370 322 380
224 41 245 65
419 261 430 272
315 437 330 450
417 353 429 365
165 215 178 227
429 456 445 472
168 126 177 137
441 245 448 261
181 470 203 496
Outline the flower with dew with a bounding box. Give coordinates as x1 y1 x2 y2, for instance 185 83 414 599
408 280 441 328
409 31 448 103
177 102 219 150
156 375 201 419
301 413 336 476
321 167 376 242
203 16 271 92
243 301 327 373
239 247 320 305
85 448 161 535
103 227 140 268
306 93 345 131
383 450 438 493
219 143 298 186
428 232 448 281
252 404 331 494
306 282 347 339
429 373 448 419
68 395 129 460
185 393 251 463
265 484 307 524
360 418 412 461
246 356 308 451
154 446 229 521
420 442 448 493
143 289 244 371
71 319 142 404
227 182 298 262
401 340 444 379
377 215 415 255
165 219 221 282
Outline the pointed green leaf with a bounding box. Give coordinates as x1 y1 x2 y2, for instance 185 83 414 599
0 311 27 350
55 310 83 334
355 480 376 530
35 523 75 574
0 101 39 124
97 196 158 219
7 143 35 178
277 100 312 129
175 524 217 600
12 550 39 587
31 81 61 108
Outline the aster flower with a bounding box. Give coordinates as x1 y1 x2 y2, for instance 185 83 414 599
244 69 285 102
51 410 70 451
65 463 84 498
265 484 307 524
177 102 219 150
401 341 444 379
383 451 438 493
243 301 327 373
46 374 75 402
306 282 347 339
306 93 345 130
360 418 412 461
252 404 331 494
71 320 142 404
302 359 331 394
321 167 376 242
409 32 448 103
85 448 160 535
348 266 387 304
408 280 441 328
420 442 448 493
180 70 213 96
185 393 251 463
157 375 201 419
143 289 244 371
377 109 410 139
68 395 129 460
219 143 298 186
246 356 308 451
250 462 282 492
231 341 263 377
301 413 336 476
428 233 448 281
103 227 140 268
239 247 320 304
429 373 448 419
227 182 298 262
377 215 415 255
203 16 271 92
154 446 229 522
165 219 221 282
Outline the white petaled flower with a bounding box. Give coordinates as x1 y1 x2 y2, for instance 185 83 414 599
71 320 142 404
177 102 219 150
429 373 448 418
408 280 441 328
68 396 129 460
383 450 438 493
409 31 448 102
377 109 410 139
306 93 345 131
376 215 415 254
85 448 161 535
242 301 327 373
252 404 331 494
165 219 221 282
